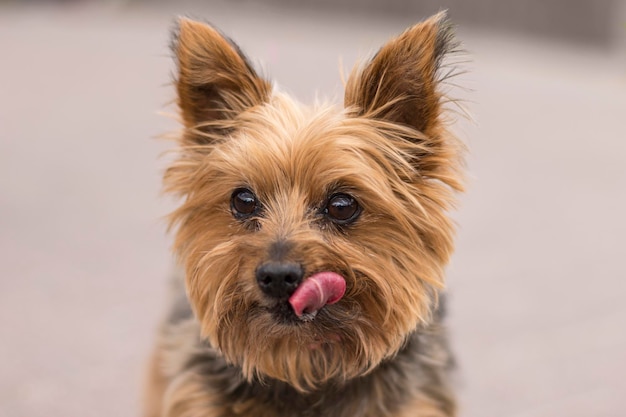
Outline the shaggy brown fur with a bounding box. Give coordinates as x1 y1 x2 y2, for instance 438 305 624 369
146 11 465 417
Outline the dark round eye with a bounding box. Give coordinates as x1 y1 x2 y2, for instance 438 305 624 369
325 193 360 224
231 188 258 218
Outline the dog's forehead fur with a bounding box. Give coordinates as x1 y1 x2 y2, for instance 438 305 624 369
206 93 425 207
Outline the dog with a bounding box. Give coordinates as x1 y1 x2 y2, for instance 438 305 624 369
145 11 465 417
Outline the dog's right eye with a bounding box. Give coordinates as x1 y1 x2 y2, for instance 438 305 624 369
231 188 258 218
325 193 361 225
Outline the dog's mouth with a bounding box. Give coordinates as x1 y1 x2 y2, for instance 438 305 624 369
267 271 346 324
288 271 346 320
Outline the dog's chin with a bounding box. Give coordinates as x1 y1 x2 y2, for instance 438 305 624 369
266 301 303 325
209 302 373 391
266 300 325 326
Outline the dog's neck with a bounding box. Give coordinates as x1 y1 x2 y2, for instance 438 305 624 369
195 333 420 416
183 326 450 416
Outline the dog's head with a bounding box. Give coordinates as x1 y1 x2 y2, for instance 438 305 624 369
165 12 463 391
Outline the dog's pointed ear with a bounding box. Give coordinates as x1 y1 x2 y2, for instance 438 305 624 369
344 12 456 136
172 18 271 139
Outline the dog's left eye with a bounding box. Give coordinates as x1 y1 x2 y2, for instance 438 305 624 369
325 193 361 224
231 188 258 218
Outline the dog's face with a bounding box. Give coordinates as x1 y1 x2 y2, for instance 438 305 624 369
165 13 463 391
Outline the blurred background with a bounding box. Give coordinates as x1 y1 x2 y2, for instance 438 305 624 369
1 0 625 416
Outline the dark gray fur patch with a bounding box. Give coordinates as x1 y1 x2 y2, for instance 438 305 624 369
268 239 294 262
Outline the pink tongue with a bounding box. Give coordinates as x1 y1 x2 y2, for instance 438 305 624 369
289 272 346 317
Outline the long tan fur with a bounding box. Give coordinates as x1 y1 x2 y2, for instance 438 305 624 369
148 12 465 417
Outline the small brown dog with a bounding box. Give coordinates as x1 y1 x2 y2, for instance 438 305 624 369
146 11 465 417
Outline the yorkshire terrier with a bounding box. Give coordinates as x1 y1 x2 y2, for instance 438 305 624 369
145 11 465 417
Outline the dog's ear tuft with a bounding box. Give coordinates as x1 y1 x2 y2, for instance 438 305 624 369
344 11 457 137
172 18 271 140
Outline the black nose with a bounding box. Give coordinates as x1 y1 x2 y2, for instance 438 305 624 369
255 262 303 299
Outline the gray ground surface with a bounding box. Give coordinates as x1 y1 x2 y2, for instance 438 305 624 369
1 3 625 417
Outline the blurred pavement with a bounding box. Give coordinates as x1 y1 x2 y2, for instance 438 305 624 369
1 2 625 417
